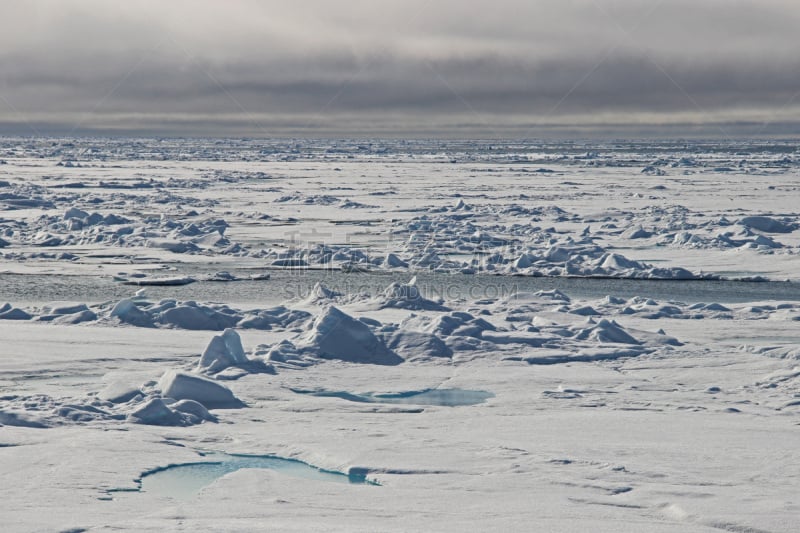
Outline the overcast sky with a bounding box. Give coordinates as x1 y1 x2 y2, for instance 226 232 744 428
1 0 799 138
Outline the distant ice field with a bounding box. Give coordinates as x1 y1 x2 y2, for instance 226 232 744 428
3 270 800 306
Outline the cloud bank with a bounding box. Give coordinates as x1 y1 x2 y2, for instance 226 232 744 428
1 0 799 137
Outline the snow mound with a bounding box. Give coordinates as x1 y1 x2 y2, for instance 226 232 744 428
145 239 200 254
272 258 309 268
98 381 142 404
106 298 308 331
53 309 97 324
110 299 155 327
158 370 244 409
402 311 496 339
159 303 240 330
171 399 217 423
384 253 409 268
0 410 49 428
205 271 239 282
598 253 644 271
570 305 600 316
32 302 98 324
452 198 471 210
42 303 90 315
383 330 453 360
0 307 32 320
514 253 534 269
127 398 186 426
237 305 311 330
301 306 403 365
573 319 640 344
302 282 343 304
622 226 653 239
688 302 731 312
535 289 571 302
64 207 89 220
738 216 796 233
126 397 215 426
260 340 311 367
375 278 449 311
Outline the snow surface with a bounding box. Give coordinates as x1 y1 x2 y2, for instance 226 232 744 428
1 138 800 532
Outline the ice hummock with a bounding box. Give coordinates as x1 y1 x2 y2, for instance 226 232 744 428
198 328 249 374
300 306 403 365
157 370 244 409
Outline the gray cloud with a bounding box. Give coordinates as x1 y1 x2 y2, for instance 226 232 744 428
1 0 799 137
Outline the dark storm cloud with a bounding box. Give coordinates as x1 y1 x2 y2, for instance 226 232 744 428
1 0 799 137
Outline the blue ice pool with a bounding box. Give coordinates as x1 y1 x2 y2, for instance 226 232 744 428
291 388 494 406
138 453 374 499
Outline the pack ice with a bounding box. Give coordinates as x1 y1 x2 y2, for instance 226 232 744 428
2 138 800 533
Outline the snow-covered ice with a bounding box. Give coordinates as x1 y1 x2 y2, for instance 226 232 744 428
1 138 799 532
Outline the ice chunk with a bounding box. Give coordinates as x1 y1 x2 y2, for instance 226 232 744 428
172 399 217 422
0 307 32 320
53 309 97 324
377 279 449 311
599 253 644 270
198 329 248 373
622 226 653 239
383 330 452 360
385 253 409 268
0 410 49 428
534 289 571 302
702 303 731 312
302 306 402 365
514 253 534 269
573 319 640 344
145 239 200 254
158 370 244 409
263 340 307 364
127 398 185 426
159 304 240 330
121 276 196 286
452 198 471 210
570 305 600 316
205 271 238 282
271 258 309 267
110 299 154 327
98 381 142 404
402 312 495 341
64 207 90 220
752 234 782 248
304 282 343 302
237 306 311 330
102 213 129 225
739 216 795 233
43 303 90 315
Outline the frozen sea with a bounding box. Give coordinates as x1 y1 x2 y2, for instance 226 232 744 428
1 138 799 532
